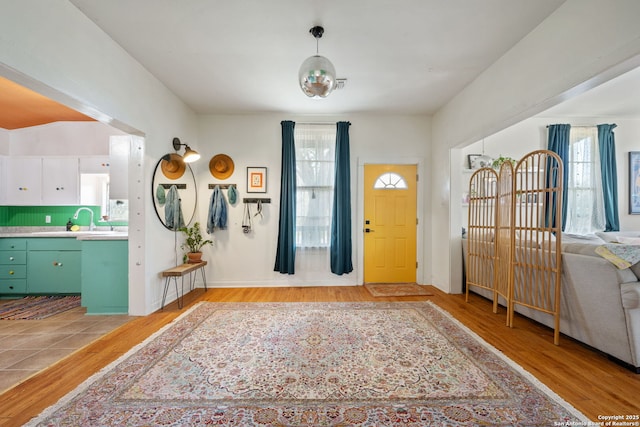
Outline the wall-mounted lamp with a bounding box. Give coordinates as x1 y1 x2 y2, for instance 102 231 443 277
172 137 200 163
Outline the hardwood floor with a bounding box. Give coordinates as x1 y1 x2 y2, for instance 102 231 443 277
1 285 638 426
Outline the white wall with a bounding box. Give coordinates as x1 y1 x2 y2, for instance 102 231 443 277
190 114 430 287
460 116 640 231
9 122 126 156
0 129 9 155
432 0 640 294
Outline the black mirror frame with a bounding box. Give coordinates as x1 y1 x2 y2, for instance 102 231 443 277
151 154 198 230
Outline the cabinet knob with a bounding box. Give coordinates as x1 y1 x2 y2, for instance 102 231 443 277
9 270 14 275
9 286 14 290
9 257 14 261
53 262 63 267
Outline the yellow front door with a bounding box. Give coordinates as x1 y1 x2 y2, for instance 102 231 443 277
364 164 417 283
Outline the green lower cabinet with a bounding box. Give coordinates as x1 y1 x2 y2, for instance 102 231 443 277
0 239 28 295
26 238 82 294
81 240 128 314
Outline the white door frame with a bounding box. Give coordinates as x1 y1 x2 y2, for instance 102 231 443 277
356 156 425 286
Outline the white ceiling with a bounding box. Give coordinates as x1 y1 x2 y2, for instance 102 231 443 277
69 0 568 116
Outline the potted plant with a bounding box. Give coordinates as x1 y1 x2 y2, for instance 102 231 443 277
491 155 517 169
179 222 212 263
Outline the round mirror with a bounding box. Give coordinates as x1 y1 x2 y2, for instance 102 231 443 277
152 153 197 230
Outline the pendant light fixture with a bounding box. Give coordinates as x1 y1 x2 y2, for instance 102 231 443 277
172 137 201 163
299 26 337 98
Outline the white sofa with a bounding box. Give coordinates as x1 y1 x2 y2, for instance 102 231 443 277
463 232 640 372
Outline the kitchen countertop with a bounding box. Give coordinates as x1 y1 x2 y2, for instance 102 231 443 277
0 229 128 240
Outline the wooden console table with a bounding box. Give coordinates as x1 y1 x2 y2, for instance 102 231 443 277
161 261 207 309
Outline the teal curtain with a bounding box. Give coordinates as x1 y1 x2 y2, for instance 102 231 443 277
598 124 619 231
546 124 570 230
330 121 353 275
274 121 297 274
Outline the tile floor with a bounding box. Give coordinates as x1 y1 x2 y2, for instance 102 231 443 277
0 304 133 393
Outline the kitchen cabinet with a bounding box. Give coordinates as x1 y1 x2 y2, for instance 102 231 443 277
4 157 80 205
41 158 80 205
0 239 27 294
81 240 128 314
27 238 81 294
79 156 110 173
109 137 129 200
5 157 42 205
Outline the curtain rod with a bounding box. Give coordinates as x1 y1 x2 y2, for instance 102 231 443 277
295 122 337 125
545 124 616 128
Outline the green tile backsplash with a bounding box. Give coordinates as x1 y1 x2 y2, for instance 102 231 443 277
0 206 127 227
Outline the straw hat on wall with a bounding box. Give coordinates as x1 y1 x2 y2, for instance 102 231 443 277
209 154 234 180
161 153 186 179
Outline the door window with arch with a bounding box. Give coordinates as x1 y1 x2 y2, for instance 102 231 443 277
373 172 408 189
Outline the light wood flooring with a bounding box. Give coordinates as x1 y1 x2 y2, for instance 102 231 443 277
0 285 638 426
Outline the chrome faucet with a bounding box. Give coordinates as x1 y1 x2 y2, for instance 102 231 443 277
73 207 95 231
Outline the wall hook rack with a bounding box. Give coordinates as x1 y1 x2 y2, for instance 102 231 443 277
243 198 271 204
208 183 237 190
159 183 187 189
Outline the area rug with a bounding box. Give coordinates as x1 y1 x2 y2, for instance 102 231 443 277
26 301 587 426
0 296 81 320
364 283 433 297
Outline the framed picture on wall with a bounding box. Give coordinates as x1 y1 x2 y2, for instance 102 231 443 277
629 152 640 214
467 154 493 169
247 167 267 193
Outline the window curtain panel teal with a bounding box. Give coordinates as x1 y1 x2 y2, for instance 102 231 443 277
546 124 570 231
274 120 297 274
330 121 353 275
598 123 619 231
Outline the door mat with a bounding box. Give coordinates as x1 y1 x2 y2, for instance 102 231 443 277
364 282 433 297
0 296 81 320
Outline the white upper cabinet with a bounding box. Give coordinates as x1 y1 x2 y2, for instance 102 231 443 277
79 156 110 173
4 157 80 205
5 157 43 205
41 158 79 205
109 136 130 200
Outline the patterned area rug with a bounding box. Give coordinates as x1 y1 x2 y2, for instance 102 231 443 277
0 296 81 320
364 283 433 297
26 302 586 426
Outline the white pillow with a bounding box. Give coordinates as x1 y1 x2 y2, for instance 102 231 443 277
617 236 640 245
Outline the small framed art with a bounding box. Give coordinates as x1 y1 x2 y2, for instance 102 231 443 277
629 152 640 214
467 154 493 169
467 154 481 169
247 167 267 193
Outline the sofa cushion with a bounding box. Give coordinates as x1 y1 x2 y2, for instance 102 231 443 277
630 262 640 281
596 231 640 243
562 233 606 244
561 242 601 257
562 242 639 282
617 236 640 245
